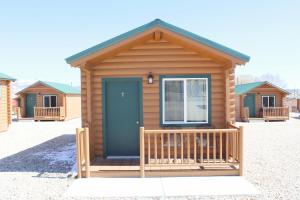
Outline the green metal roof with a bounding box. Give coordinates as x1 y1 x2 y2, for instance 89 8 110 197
41 81 80 94
235 81 290 95
65 19 250 64
0 72 16 81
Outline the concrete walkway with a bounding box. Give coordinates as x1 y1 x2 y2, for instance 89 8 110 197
65 176 259 198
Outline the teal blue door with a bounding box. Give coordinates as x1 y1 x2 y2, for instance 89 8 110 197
103 78 142 157
244 94 256 117
26 93 36 117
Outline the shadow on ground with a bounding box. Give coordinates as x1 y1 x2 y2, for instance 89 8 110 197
0 135 75 174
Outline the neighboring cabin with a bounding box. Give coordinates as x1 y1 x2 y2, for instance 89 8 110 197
0 73 16 132
235 81 290 121
15 81 81 121
66 19 250 177
284 97 298 112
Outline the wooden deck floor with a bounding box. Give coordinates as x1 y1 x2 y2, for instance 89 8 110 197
88 158 239 177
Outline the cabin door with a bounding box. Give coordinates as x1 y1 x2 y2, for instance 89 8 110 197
244 94 256 117
26 93 36 117
103 78 142 157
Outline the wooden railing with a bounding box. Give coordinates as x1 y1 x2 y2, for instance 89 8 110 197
262 107 289 121
16 107 21 121
140 124 243 177
76 128 90 178
242 107 250 122
34 107 65 121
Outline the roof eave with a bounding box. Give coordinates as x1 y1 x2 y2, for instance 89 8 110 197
65 19 250 67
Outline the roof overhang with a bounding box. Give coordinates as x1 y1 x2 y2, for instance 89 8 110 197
16 81 62 95
65 19 250 68
236 81 290 96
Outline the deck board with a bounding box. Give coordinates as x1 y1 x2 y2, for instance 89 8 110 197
89 158 239 177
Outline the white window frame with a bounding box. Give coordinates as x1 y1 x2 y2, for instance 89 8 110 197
261 95 276 108
43 95 58 107
162 78 209 124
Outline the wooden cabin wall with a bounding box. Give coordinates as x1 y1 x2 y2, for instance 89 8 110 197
18 84 64 117
65 94 81 120
81 38 235 157
235 95 241 121
0 80 11 132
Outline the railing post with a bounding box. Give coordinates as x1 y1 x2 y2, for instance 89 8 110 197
76 128 82 178
84 127 90 178
33 107 36 120
140 127 145 178
239 126 244 176
16 107 21 121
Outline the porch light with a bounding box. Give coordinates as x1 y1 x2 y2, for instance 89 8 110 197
148 73 154 84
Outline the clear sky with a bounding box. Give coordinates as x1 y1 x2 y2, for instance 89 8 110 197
0 1 299 88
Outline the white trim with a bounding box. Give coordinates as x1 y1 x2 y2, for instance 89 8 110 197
261 95 276 108
162 78 209 124
43 95 58 107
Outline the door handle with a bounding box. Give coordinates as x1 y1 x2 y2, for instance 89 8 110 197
136 121 139 125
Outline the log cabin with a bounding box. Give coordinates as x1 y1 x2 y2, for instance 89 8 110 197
65 19 250 177
15 81 81 121
235 81 290 122
0 72 16 132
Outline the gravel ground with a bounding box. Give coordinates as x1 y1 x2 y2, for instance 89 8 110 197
0 118 80 200
1 114 300 200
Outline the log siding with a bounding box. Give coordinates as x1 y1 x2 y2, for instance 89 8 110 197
80 38 236 157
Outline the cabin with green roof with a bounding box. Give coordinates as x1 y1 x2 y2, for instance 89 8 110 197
66 19 250 177
235 81 290 121
15 80 81 121
0 73 16 132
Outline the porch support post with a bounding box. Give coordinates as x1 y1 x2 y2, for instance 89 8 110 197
76 128 82 178
84 127 90 178
239 126 244 176
140 127 145 178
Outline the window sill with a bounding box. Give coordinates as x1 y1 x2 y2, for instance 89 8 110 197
160 123 212 128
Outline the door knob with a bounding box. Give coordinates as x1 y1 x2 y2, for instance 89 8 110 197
136 121 139 125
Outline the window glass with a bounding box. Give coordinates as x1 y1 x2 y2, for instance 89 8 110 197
44 96 50 107
269 96 275 107
187 79 207 122
50 96 57 107
163 77 209 124
164 80 184 122
262 96 269 107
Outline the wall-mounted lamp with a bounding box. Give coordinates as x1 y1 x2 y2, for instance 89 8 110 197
147 72 154 84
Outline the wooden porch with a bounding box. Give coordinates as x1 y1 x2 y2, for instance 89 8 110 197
16 106 65 121
241 107 289 122
76 123 243 178
262 107 289 121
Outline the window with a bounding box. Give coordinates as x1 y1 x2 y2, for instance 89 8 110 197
262 96 275 107
43 95 57 107
161 76 210 125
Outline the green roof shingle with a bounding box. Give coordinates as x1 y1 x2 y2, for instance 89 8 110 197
65 19 250 64
235 81 290 95
41 81 80 94
0 72 16 81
